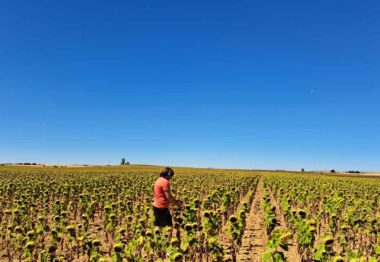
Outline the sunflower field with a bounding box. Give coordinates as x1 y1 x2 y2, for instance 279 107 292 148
0 165 379 262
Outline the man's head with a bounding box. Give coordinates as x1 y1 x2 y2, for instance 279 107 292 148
160 167 175 180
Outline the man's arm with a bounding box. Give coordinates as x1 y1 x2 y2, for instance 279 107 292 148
164 190 181 208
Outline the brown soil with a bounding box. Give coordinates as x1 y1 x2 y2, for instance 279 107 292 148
236 177 267 262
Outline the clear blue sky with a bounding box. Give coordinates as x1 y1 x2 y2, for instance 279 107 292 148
1 0 379 171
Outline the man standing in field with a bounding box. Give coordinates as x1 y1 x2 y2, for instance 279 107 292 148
153 167 181 232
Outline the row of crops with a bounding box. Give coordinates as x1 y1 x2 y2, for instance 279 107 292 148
0 166 259 261
263 173 380 262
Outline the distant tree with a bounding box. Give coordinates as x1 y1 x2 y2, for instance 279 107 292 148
126 161 130 165
121 158 126 165
301 168 305 172
330 169 336 173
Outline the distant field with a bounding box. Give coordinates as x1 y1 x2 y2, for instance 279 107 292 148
0 165 379 261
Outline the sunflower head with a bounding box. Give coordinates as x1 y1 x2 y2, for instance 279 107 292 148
26 230 35 238
170 238 179 246
185 224 193 232
14 226 22 233
229 215 238 224
113 243 124 253
146 230 153 237
26 241 35 250
173 253 183 262
92 239 101 247
298 209 307 219
117 228 126 235
323 236 334 246
177 217 184 224
51 228 58 236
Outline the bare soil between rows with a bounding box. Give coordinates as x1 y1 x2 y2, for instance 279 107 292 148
236 177 266 262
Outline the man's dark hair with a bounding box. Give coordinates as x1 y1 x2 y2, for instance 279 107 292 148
160 167 174 178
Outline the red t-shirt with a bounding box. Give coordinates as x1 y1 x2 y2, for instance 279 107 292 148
153 177 170 208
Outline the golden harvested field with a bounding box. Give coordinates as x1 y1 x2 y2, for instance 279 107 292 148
0 165 379 261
